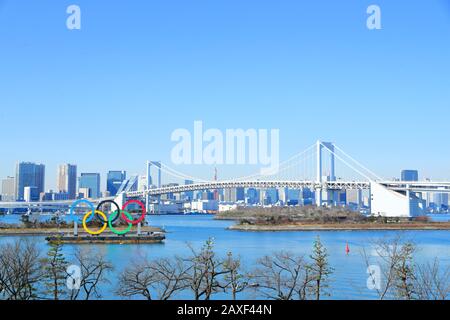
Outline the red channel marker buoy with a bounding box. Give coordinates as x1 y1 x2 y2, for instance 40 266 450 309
346 243 350 255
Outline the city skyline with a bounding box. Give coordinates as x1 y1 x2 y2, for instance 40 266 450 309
0 158 433 202
1 1 450 190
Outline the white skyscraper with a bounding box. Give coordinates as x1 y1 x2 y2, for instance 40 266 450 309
57 164 77 199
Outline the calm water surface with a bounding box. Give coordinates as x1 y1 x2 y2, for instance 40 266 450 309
1 214 449 300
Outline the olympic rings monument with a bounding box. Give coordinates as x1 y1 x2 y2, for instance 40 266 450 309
46 199 165 244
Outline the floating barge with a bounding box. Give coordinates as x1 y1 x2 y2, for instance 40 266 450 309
46 232 166 244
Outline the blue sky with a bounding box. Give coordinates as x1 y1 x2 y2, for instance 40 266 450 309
1 0 450 190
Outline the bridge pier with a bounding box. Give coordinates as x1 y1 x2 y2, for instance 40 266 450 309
114 192 126 209
315 140 336 207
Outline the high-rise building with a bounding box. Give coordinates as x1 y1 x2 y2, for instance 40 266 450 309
1 176 15 202
236 187 245 202
161 183 179 200
57 164 77 199
401 170 419 182
183 180 194 201
347 189 363 207
278 188 288 204
15 162 45 201
433 193 449 209
78 173 101 199
287 189 300 202
265 188 279 205
107 171 126 196
299 188 314 206
246 188 259 205
223 188 237 202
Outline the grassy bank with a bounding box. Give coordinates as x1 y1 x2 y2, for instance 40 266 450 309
217 206 450 232
228 222 450 232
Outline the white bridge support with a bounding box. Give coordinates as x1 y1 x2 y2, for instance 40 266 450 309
114 192 126 209
316 141 337 207
370 181 425 218
148 161 162 214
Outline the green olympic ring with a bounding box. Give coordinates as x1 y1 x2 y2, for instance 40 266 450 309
107 210 133 235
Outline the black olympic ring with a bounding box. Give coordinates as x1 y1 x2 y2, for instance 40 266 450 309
95 200 121 224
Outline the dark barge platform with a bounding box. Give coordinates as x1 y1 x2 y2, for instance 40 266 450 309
46 232 166 244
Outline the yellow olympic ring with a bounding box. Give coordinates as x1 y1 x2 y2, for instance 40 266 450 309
82 210 108 235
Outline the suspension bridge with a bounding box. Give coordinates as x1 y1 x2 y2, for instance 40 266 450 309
2 141 450 218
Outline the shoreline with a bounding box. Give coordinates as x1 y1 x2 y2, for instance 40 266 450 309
228 222 450 232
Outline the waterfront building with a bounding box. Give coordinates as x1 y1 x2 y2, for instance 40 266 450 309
116 175 138 194
40 190 70 201
24 186 39 202
15 162 45 201
433 193 449 211
78 173 100 199
191 200 219 212
401 170 419 181
57 164 77 199
107 170 126 196
1 176 15 202
78 187 90 199
219 203 238 212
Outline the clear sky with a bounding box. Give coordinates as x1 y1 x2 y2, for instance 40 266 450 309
1 0 450 191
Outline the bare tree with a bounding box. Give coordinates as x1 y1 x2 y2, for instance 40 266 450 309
223 252 250 300
117 256 189 300
252 251 310 300
414 259 450 300
68 248 113 300
0 240 43 300
117 257 155 300
184 238 230 300
363 235 418 300
392 242 416 300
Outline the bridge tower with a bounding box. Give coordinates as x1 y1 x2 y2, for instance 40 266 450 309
146 161 151 213
315 141 337 207
146 161 162 214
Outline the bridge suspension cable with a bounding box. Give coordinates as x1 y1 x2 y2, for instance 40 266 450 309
159 163 211 183
333 144 383 181
320 142 381 182
233 143 317 181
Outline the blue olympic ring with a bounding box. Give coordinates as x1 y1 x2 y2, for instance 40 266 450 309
69 199 95 223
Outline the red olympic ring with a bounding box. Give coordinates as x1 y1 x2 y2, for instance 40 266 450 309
121 200 146 225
